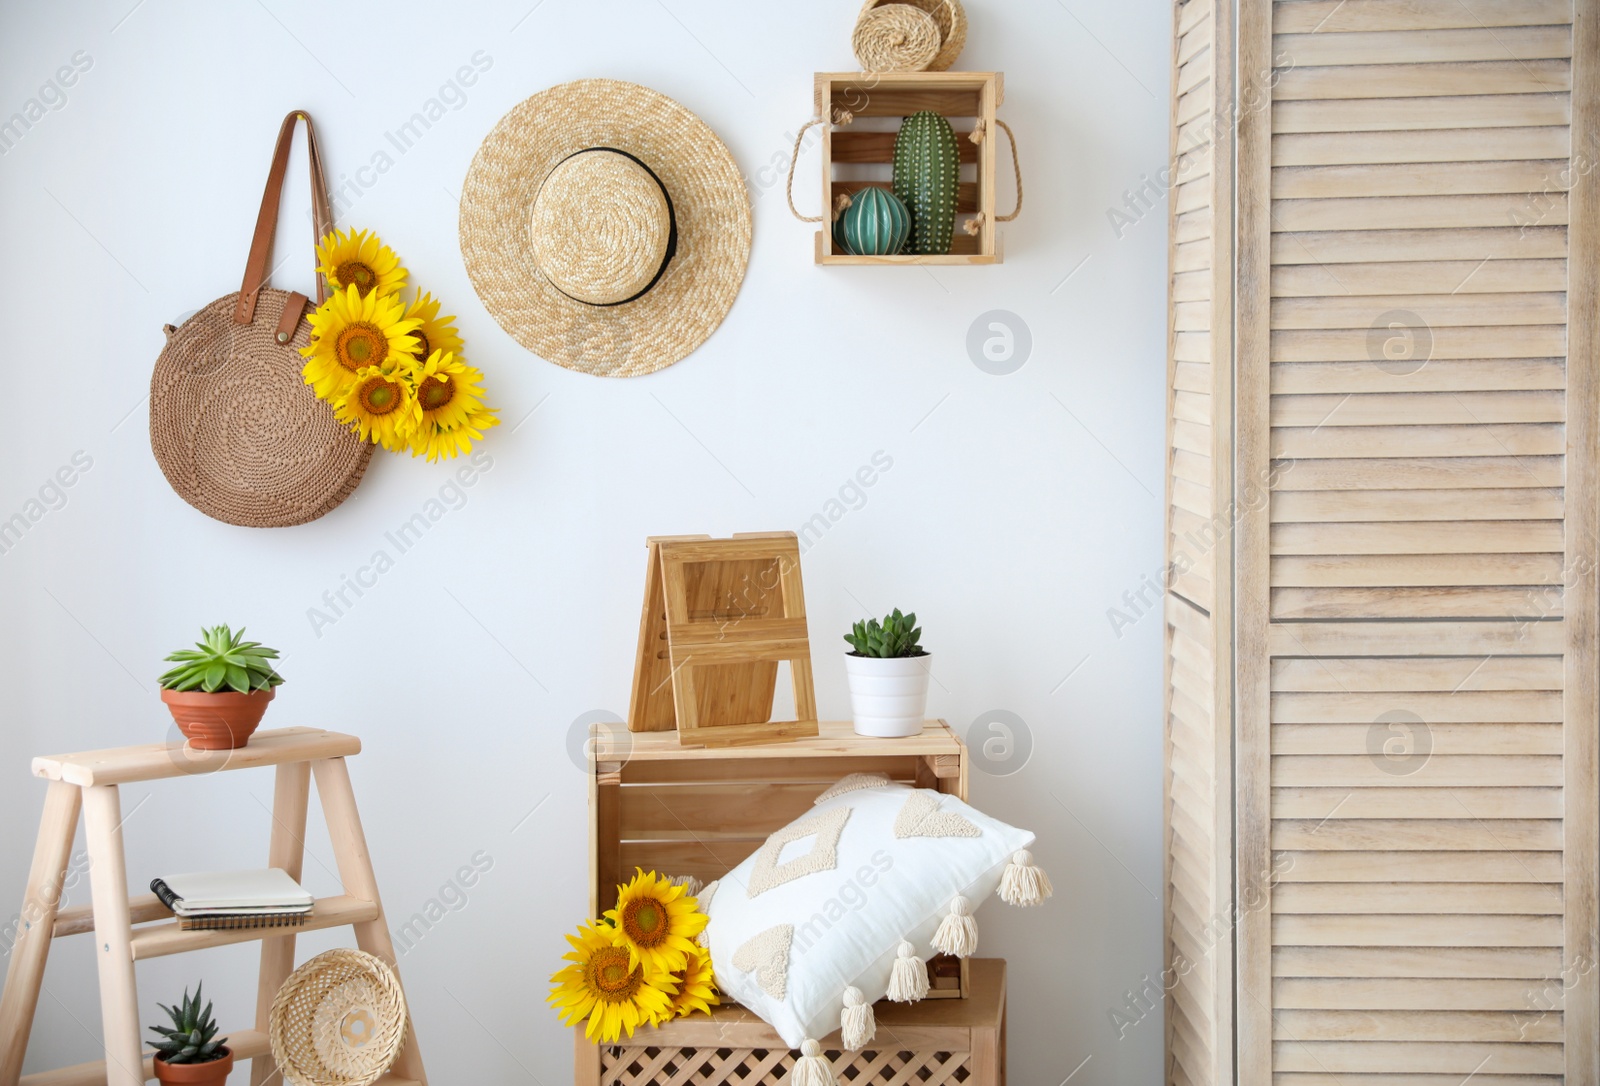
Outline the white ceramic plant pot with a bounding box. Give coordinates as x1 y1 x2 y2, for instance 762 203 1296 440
844 653 932 738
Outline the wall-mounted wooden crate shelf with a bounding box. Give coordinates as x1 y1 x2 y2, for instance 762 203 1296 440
813 71 1007 266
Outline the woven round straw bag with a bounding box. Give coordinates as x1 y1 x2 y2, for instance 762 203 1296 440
270 949 407 1086
852 4 941 71
857 0 967 71
459 79 752 378
150 111 371 528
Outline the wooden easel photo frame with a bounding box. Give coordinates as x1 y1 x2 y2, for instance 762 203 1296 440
627 532 819 747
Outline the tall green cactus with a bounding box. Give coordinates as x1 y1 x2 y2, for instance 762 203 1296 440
892 111 960 255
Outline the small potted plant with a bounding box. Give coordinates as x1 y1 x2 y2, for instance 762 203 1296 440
843 608 931 738
149 983 232 1086
158 625 284 750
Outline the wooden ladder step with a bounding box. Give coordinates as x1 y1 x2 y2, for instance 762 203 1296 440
52 896 169 938
18 1029 418 1086
50 894 379 959
19 1031 269 1086
128 896 379 960
30 729 361 787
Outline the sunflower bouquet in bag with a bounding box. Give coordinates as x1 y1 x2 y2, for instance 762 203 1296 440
549 870 719 1042
301 229 498 460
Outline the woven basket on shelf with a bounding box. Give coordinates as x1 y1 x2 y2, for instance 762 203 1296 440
269 949 407 1086
857 0 966 71
851 3 941 72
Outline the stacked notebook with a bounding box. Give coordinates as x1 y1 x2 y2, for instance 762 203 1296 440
151 868 314 931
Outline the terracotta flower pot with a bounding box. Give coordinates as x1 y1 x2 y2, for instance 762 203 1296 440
161 688 274 750
154 1047 233 1086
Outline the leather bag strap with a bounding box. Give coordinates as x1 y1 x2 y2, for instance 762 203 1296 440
234 110 333 325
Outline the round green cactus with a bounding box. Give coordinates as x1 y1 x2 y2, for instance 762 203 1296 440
840 187 911 255
892 111 960 255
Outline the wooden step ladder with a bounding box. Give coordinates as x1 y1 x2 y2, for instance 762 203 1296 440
0 728 427 1086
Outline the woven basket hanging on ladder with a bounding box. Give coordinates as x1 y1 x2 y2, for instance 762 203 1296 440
269 949 408 1086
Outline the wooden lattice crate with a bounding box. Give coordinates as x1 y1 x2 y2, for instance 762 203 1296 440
579 722 972 1086
581 960 1006 1086
813 71 1006 265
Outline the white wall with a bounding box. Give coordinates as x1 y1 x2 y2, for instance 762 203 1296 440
0 1 1170 1081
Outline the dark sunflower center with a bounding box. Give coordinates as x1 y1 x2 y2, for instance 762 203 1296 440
358 376 402 416
410 331 431 362
418 374 455 411
335 323 386 371
586 946 643 1003
621 897 667 947
338 260 377 295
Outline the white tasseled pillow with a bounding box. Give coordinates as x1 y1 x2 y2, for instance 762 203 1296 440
701 776 1049 1052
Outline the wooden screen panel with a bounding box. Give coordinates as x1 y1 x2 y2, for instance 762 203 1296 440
1165 2 1235 1085
1236 1 1599 1083
1167 595 1229 1086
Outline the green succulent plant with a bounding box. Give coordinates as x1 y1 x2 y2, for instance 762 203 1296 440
158 625 285 694
844 609 926 658
149 983 228 1064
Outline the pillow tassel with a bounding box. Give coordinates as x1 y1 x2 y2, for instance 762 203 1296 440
841 986 876 1050
931 895 978 957
886 939 930 1002
998 849 1053 907
791 1039 837 1085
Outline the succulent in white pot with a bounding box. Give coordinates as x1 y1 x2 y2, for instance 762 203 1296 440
843 608 931 738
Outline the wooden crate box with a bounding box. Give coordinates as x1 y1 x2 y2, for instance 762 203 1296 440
582 960 1007 1086
581 721 992 1083
813 71 1007 265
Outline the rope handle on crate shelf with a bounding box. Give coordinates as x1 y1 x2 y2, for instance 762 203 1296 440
787 113 1023 231
785 110 859 223
962 118 1023 235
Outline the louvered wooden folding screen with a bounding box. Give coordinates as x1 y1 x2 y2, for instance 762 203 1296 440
1165 0 1237 1084
1166 2 1599 1083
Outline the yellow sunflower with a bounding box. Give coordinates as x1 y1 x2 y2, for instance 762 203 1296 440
664 943 719 1019
315 228 406 299
605 869 708 976
301 285 420 401
400 292 465 364
407 350 500 462
549 920 676 1042
333 364 420 451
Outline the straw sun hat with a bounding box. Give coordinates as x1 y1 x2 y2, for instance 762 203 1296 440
459 79 752 377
